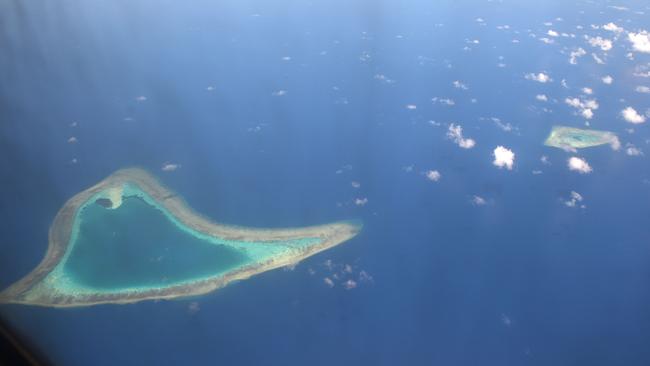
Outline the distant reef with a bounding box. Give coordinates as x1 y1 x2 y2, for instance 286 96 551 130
0 168 361 307
544 126 620 150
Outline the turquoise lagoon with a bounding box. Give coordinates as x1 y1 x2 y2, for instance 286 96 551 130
48 184 321 294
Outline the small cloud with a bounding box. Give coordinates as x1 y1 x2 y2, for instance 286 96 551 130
351 181 361 188
447 123 476 149
67 136 78 144
540 155 551 165
323 277 335 288
536 94 548 102
621 107 646 124
452 80 469 90
564 191 585 208
626 144 644 156
271 90 287 96
472 195 487 206
135 96 147 102
587 36 613 51
501 313 513 327
358 270 374 283
565 97 599 119
343 279 358 290
425 170 441 182
547 30 559 37
161 163 181 172
628 31 650 53
602 75 614 84
592 53 605 64
405 104 417 110
354 198 368 206
582 87 593 95
490 117 517 133
493 146 515 170
567 156 593 174
525 72 552 83
187 301 201 315
635 86 650 93
432 97 455 106
569 48 586 64
374 74 396 84
603 22 624 33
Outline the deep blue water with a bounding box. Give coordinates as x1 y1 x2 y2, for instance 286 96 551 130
1 0 650 365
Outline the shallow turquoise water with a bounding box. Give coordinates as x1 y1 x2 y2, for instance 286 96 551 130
63 195 251 290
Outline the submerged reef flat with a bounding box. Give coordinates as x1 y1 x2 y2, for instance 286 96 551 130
544 126 620 150
0 168 361 307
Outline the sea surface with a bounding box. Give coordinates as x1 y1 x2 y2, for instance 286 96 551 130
1 0 649 365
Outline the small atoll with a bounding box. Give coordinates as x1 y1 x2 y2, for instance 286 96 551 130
544 126 620 150
0 168 361 307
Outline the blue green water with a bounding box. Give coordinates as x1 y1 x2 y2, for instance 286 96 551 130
63 195 250 290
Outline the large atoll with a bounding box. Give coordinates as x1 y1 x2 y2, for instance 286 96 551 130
0 168 361 307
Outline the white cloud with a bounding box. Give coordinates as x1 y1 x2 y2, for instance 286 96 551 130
621 107 646 124
587 36 613 51
354 198 368 206
472 195 487 206
603 22 624 33
405 104 417 110
271 90 287 96
432 97 455 106
67 136 78 144
602 75 614 84
628 31 650 53
581 109 594 119
525 72 552 83
447 123 476 149
626 144 644 156
564 191 584 208
425 170 441 182
374 74 396 84
569 48 587 64
582 87 593 95
493 146 515 170
547 30 559 37
565 97 599 119
536 94 548 101
161 163 181 172
568 157 592 174
541 155 551 165
343 279 358 290
592 53 606 64
453 81 469 90
635 86 650 93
